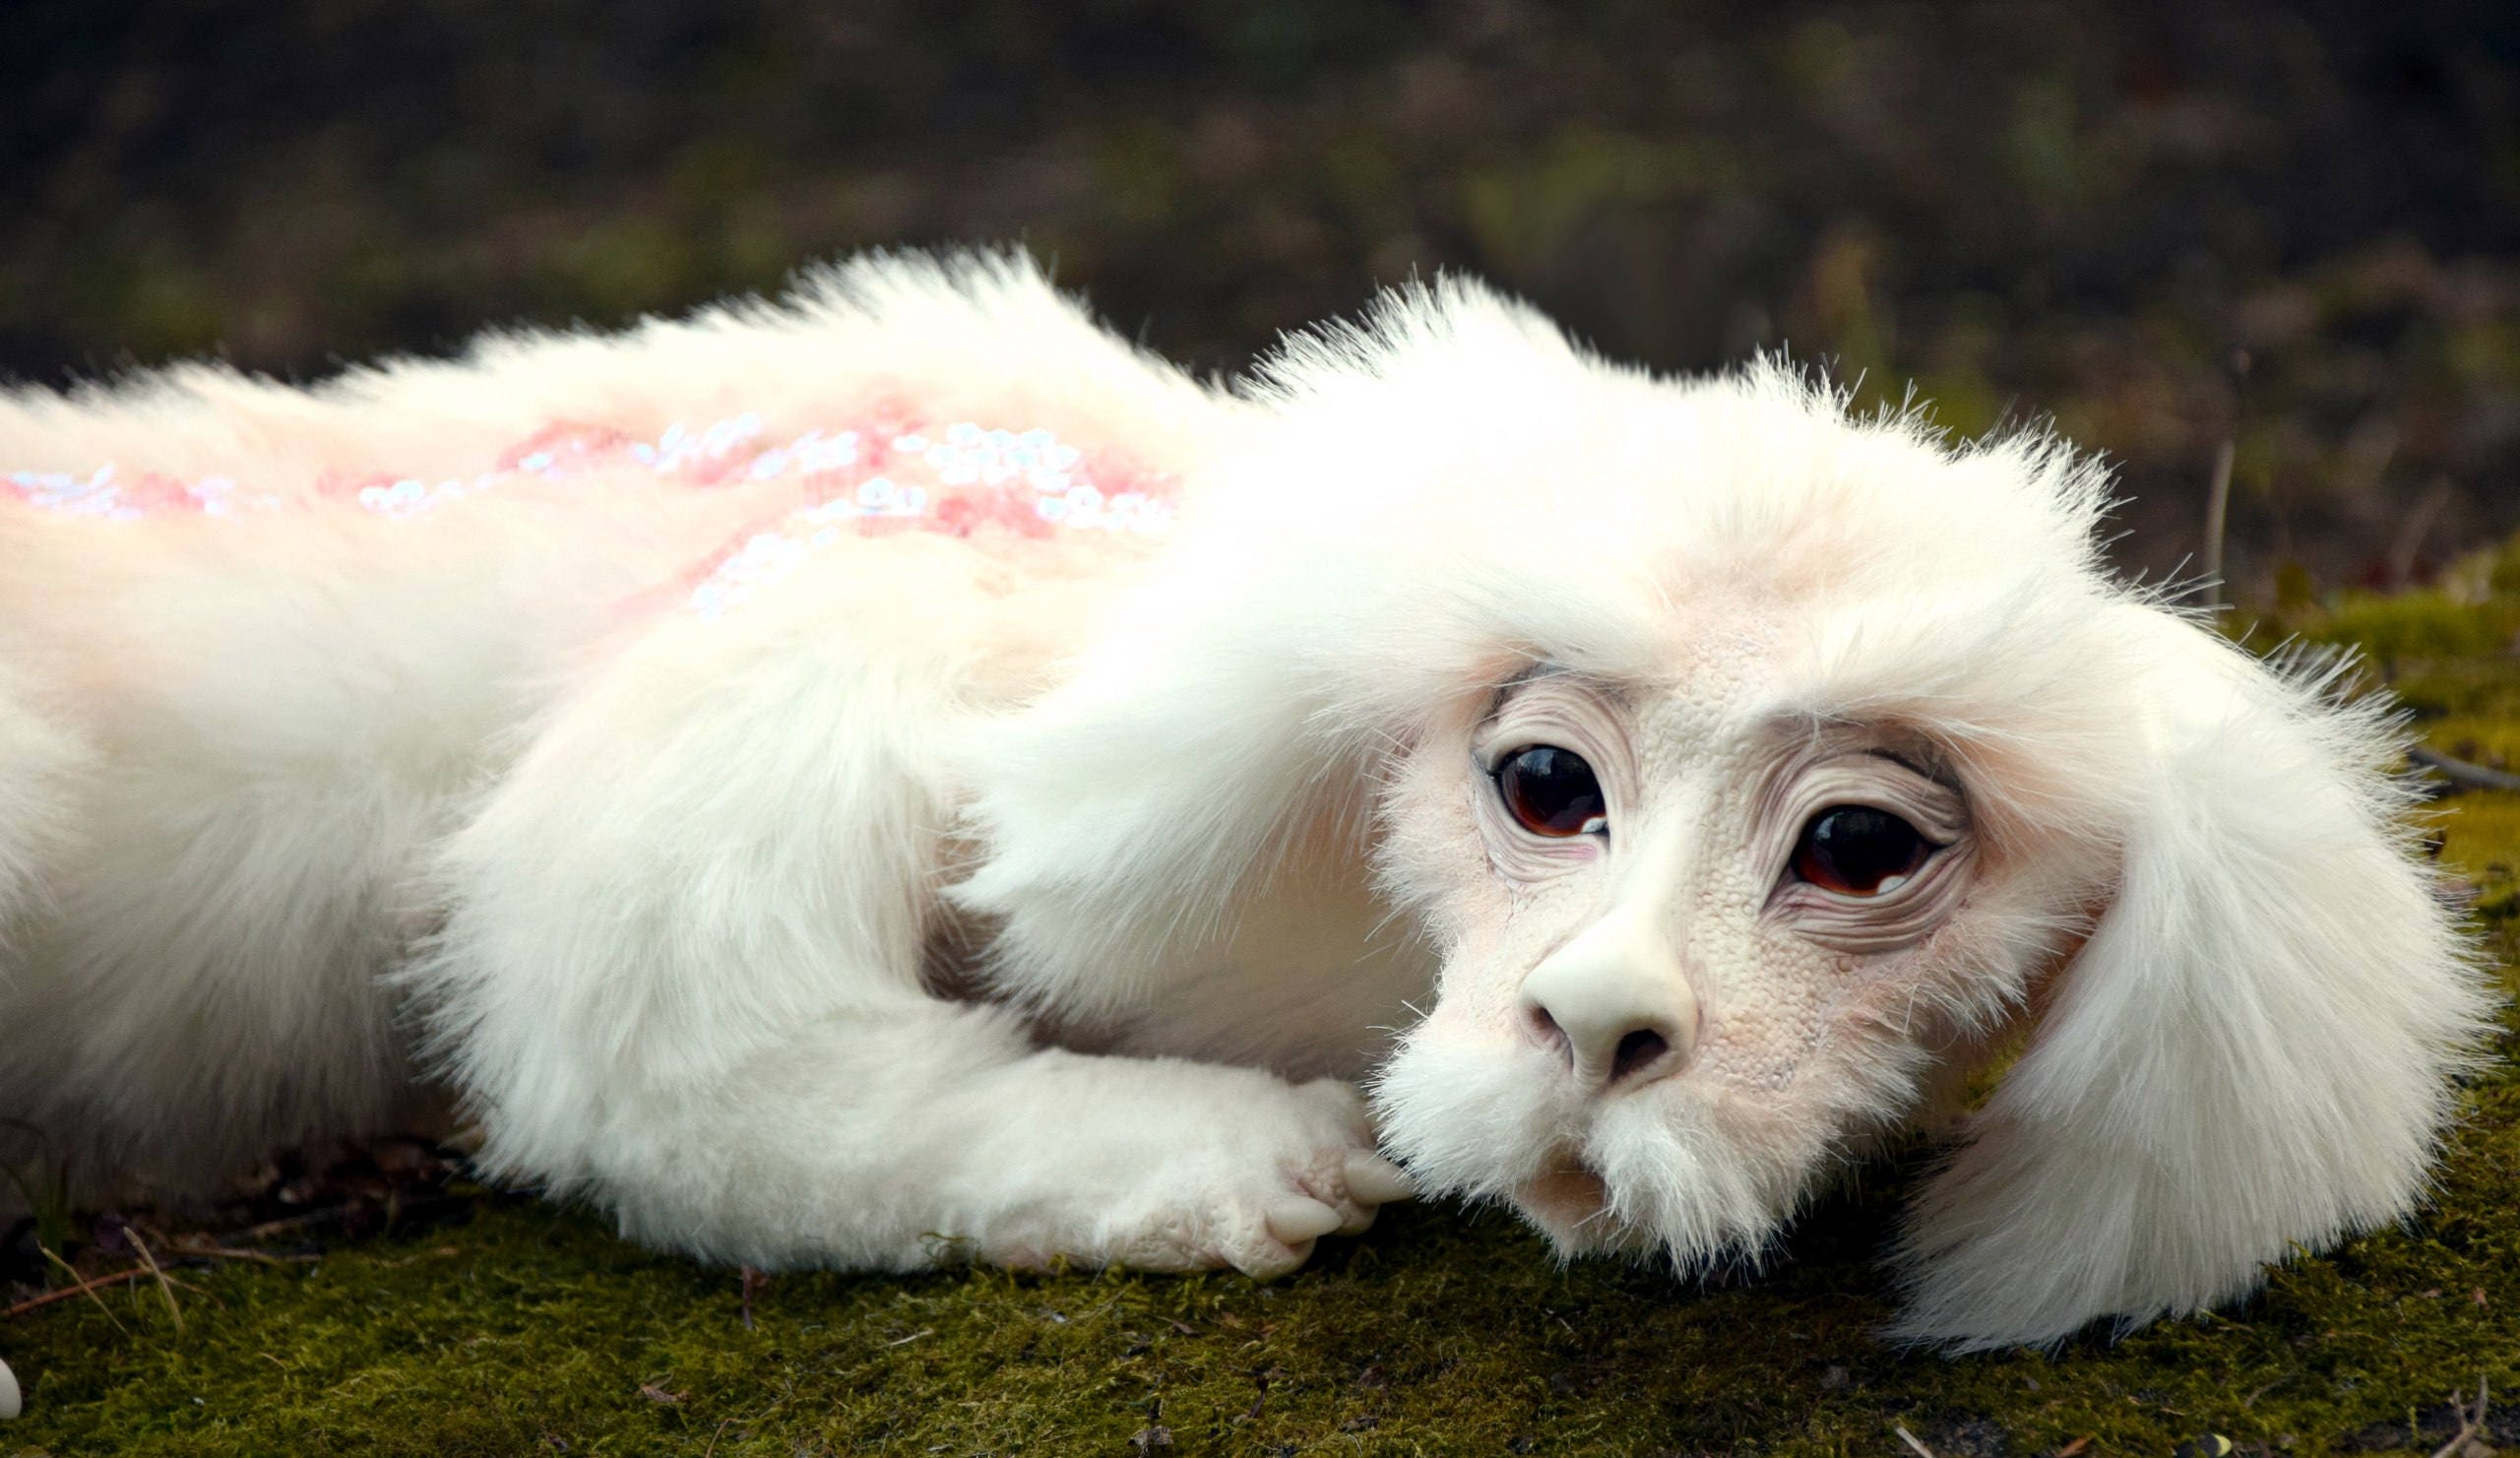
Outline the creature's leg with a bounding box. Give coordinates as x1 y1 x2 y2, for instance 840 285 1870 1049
0 629 429 1201
415 560 1405 1276
569 995 1399 1277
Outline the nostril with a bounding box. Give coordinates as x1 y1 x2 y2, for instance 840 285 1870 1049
1610 1027 1670 1083
1525 1003 1570 1061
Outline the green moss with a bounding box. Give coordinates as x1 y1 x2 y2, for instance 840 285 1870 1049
8 602 2520 1457
8 1134 2520 1458
2315 592 2520 668
2437 791 2520 925
2260 535 2520 673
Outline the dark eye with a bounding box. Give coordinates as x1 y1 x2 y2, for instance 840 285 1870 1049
1495 745 1607 838
1791 806 1932 896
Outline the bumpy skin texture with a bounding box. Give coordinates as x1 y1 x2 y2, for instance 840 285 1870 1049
0 252 2492 1352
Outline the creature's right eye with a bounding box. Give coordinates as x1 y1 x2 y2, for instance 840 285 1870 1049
1789 805 1932 896
1494 745 1607 838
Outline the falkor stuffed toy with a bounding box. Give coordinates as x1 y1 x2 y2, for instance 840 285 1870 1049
0 251 2491 1352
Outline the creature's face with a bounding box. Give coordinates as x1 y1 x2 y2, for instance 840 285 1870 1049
1366 593 2104 1269
965 280 2484 1346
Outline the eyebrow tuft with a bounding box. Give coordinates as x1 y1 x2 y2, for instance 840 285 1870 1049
1481 660 1568 722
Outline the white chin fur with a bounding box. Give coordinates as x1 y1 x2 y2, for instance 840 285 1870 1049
1369 1031 1806 1271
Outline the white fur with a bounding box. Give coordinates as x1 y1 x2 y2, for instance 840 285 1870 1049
0 251 2490 1350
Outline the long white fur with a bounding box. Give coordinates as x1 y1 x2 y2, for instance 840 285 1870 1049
0 251 2491 1350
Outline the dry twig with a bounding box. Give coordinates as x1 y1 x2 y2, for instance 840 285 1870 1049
2200 348 2254 612
226 1210 338 1243
2384 478 2455 591
2411 745 2520 796
2201 437 2236 611
166 1240 320 1266
2426 1375 2491 1458
12 1256 137 1329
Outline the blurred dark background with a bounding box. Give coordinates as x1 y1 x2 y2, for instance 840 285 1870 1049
4 0 2516 590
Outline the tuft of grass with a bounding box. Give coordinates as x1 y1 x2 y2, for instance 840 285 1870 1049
5 574 2520 1455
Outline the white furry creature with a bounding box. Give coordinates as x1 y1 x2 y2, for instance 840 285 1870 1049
0 251 2492 1353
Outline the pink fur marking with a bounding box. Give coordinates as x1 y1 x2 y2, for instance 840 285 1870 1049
8 410 1178 622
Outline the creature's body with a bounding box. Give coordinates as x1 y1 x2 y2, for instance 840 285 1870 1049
0 254 2491 1352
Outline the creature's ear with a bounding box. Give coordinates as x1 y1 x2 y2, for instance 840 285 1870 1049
1894 606 2493 1352
949 273 1631 1018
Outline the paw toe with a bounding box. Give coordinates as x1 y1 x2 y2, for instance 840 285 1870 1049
1263 1194 1344 1245
1341 1151 1415 1206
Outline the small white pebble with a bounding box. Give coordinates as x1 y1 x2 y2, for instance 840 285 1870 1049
0 1353 21 1419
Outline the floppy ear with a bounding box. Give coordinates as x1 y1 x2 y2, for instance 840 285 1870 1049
950 274 1661 1018
1894 604 2495 1351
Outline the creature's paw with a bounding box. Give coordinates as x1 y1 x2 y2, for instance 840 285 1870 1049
995 1075 1415 1281
1156 1075 1415 1280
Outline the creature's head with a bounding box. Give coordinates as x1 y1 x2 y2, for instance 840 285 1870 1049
959 279 2489 1350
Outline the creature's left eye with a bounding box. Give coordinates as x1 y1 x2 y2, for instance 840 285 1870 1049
1790 805 1933 896
1495 745 1607 838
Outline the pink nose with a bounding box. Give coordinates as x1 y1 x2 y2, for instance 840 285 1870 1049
1517 916 1700 1090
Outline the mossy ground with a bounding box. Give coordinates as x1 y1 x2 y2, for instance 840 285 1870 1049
8 549 2520 1456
